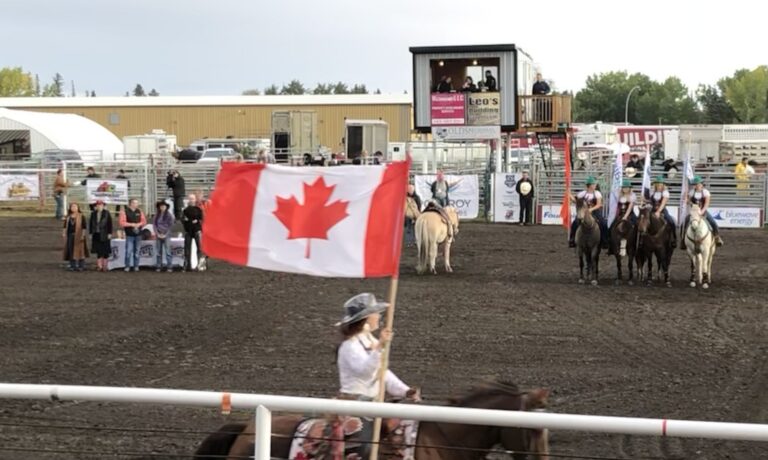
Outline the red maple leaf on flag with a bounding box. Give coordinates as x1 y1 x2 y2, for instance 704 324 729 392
273 176 349 258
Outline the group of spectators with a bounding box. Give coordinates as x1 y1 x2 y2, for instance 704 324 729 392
57 168 207 272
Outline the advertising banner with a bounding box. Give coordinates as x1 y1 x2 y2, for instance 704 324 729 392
0 174 39 201
107 238 193 270
86 179 129 205
430 93 465 126
466 92 500 126
415 174 479 220
492 173 521 223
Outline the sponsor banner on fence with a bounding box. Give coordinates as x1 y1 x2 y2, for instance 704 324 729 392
492 173 521 223
0 174 39 201
108 237 191 270
432 125 500 141
430 93 465 126
709 207 762 228
414 174 479 220
466 92 501 126
540 204 576 225
86 179 129 205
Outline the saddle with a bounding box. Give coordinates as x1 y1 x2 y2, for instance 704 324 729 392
422 203 454 239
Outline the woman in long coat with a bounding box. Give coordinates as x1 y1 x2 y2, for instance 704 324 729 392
62 202 89 271
89 200 113 272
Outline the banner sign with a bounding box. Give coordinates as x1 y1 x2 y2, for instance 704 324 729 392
432 125 500 141
86 179 129 205
0 174 39 201
540 204 576 225
466 92 501 126
493 173 521 223
430 93 465 126
709 207 762 228
107 237 194 270
414 174 479 220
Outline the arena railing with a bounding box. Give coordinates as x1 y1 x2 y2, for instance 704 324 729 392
0 383 766 460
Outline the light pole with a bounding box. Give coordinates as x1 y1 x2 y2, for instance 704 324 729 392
625 86 641 125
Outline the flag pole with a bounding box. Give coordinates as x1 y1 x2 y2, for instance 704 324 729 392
369 150 410 460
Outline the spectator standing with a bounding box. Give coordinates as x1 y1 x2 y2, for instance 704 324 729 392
80 167 100 211
153 201 175 272
516 170 534 225
89 200 113 272
53 169 69 220
182 193 204 272
532 73 551 95
62 202 89 271
115 169 131 213
166 170 186 219
734 157 754 196
484 70 497 92
120 198 146 272
404 184 422 246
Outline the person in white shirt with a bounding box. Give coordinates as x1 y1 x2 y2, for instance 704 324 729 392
336 293 415 401
616 179 638 224
568 176 609 249
646 176 678 248
680 176 723 249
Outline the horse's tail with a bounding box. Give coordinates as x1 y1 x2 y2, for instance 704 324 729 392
194 423 247 460
415 217 428 270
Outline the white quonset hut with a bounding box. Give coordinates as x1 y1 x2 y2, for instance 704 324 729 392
0 108 123 162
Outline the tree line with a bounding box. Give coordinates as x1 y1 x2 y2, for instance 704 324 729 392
573 66 768 124
0 67 159 98
242 79 380 95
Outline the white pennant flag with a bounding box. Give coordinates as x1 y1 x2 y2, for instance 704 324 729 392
678 150 695 226
607 143 624 226
641 146 652 201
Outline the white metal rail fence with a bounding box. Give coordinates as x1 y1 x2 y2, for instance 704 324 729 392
0 384 767 460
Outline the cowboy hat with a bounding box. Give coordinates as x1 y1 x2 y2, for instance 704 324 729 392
520 182 532 195
652 175 665 184
690 176 703 185
335 293 389 326
624 166 637 178
585 176 597 185
156 200 169 209
94 199 105 206
621 178 632 188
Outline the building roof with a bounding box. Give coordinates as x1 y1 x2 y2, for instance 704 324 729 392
0 94 413 109
0 129 28 144
0 108 123 155
409 44 518 54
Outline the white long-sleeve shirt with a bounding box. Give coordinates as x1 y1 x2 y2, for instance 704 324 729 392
337 331 409 399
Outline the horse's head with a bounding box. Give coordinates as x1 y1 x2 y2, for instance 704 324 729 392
443 206 460 235
575 198 593 225
689 204 702 222
637 205 651 235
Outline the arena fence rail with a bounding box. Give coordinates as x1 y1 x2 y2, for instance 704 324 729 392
0 383 767 460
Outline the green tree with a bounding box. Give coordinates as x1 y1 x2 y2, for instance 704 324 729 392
34 74 41 96
148 88 159 96
280 79 306 95
41 73 65 97
721 66 768 123
332 82 349 94
264 84 279 95
0 67 36 96
696 84 738 123
350 84 368 94
312 83 332 94
374 88 381 95
635 77 699 124
242 88 261 95
133 84 146 96
90 90 96 97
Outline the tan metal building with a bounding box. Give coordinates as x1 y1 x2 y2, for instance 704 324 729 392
0 95 412 148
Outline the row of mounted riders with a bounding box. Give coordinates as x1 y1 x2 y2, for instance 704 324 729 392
569 175 722 287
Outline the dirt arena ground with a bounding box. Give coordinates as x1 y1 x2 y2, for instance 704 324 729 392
0 216 766 459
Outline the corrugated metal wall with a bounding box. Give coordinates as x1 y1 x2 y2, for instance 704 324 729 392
16 104 412 148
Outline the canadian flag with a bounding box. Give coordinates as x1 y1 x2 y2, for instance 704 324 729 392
202 161 410 278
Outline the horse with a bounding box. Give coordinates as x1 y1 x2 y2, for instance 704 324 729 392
194 380 551 460
636 205 674 287
574 198 601 286
609 216 637 285
685 204 716 289
415 205 459 275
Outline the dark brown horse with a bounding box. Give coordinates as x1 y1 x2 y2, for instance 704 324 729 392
636 205 675 287
575 198 601 286
194 380 550 460
609 217 637 285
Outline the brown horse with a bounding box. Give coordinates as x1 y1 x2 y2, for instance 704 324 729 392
609 217 637 285
194 380 550 460
636 205 674 287
574 198 601 286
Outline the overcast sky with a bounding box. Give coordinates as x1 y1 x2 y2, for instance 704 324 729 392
3 0 764 96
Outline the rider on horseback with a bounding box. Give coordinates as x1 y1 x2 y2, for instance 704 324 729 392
568 176 609 249
616 178 638 224
646 176 677 248
680 176 724 249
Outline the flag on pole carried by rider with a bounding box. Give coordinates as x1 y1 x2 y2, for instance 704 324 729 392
678 149 695 227
607 143 624 226
560 134 572 230
641 145 652 201
202 160 410 278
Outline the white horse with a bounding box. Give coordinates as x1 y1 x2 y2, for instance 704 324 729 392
415 206 459 275
685 204 716 289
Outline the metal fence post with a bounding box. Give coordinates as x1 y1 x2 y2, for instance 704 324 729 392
254 405 271 460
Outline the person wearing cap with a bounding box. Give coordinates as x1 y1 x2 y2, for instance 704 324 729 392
616 179 638 224
336 293 415 402
516 170 534 225
647 176 677 248
153 201 175 272
568 176 609 249
89 200 113 272
681 176 723 248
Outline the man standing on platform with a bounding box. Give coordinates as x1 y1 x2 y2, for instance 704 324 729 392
516 169 534 225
